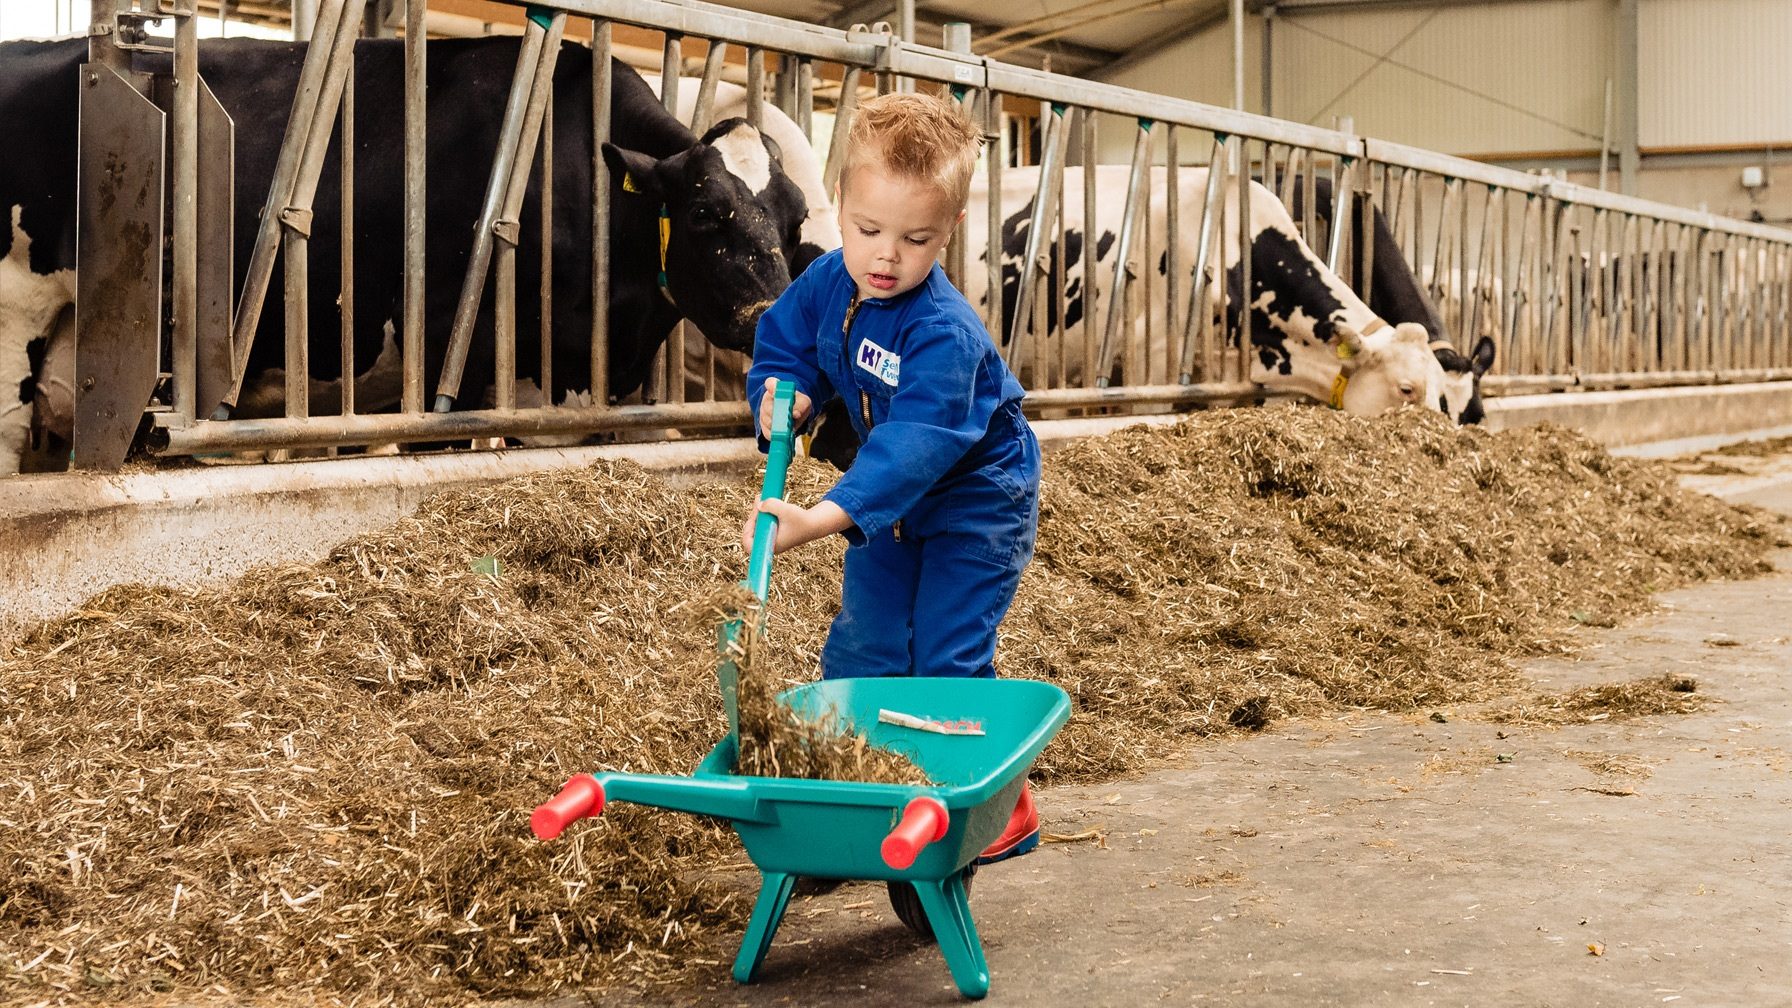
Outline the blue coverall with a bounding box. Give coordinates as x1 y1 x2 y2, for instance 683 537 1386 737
747 249 1041 680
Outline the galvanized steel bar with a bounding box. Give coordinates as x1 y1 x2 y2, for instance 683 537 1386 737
1179 134 1226 384
339 36 355 414
277 4 363 419
691 40 728 133
171 2 199 423
660 33 681 115
1006 103 1072 371
1360 168 1378 317
500 12 568 410
1093 118 1153 388
435 13 560 412
1454 180 1471 347
1236 138 1252 374
942 24 972 292
1165 128 1180 376
223 0 349 411
746 46 765 129
822 66 861 194
1300 156 1316 248
794 57 813 137
1326 155 1351 277
402 0 425 414
156 400 755 455
1506 194 1534 372
590 18 612 403
538 88 554 404
1080 110 1097 385
1426 178 1454 307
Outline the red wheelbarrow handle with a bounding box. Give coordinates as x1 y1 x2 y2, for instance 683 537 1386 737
881 796 950 869
533 774 606 840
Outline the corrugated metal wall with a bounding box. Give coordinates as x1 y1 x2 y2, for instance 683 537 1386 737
1639 0 1792 148
1099 0 1789 164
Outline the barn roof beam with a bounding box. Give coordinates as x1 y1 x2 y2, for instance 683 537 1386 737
1089 0 1228 81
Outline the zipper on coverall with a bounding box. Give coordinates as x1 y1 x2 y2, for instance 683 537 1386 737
841 296 902 542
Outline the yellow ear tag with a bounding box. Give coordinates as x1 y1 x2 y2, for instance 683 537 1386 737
1334 339 1358 360
1329 371 1349 410
622 171 640 194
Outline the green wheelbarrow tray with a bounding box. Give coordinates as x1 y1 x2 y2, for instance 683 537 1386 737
533 675 1070 1000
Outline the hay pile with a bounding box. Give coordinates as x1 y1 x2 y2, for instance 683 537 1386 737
0 406 1781 1004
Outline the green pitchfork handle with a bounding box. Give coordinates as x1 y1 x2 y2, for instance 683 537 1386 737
745 382 797 601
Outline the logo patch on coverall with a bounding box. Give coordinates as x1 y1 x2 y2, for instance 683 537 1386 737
855 339 901 387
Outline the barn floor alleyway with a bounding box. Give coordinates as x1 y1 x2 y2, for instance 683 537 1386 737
555 455 1792 1008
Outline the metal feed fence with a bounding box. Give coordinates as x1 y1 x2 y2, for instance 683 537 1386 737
73 0 1792 467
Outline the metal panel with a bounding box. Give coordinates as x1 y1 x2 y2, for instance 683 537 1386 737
74 63 165 471
1640 0 1792 148
195 78 235 420
149 70 235 421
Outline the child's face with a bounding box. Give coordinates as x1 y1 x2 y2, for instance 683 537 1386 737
836 161 965 302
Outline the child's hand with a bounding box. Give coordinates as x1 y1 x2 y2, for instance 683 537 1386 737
740 498 852 555
758 377 813 436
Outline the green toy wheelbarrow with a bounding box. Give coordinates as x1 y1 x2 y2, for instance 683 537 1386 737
531 384 1071 999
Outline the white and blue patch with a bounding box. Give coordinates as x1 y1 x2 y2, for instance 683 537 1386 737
855 338 901 387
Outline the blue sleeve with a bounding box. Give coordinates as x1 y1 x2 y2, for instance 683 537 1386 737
822 321 992 541
745 270 835 447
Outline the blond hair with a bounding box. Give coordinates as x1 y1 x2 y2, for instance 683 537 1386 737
839 92 983 209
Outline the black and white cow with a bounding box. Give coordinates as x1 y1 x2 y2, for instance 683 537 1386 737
0 35 810 472
969 166 1458 414
634 73 840 406
1283 175 1495 424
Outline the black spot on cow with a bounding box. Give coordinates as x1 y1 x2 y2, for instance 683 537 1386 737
995 199 1089 341
20 335 43 406
1225 226 1347 376
1094 231 1115 262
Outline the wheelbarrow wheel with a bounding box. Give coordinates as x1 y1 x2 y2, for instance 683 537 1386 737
887 863 976 939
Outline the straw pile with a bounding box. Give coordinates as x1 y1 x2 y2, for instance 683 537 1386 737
1 406 1781 1004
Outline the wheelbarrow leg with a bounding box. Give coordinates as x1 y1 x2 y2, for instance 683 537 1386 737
732 870 798 984
912 872 991 999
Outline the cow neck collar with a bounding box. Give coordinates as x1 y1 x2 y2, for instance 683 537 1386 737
657 205 675 305
1328 317 1389 410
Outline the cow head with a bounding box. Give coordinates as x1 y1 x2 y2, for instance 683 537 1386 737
602 118 805 353
1431 335 1496 425
1332 321 1451 415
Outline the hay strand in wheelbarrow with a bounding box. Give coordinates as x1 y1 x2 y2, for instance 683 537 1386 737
694 585 930 786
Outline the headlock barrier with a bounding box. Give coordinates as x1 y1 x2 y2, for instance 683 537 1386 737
57 0 1792 468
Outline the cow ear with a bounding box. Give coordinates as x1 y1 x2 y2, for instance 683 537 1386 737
1471 335 1496 376
1333 322 1366 366
602 143 664 199
760 132 784 165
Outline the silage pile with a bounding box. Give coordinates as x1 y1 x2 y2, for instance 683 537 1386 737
1 406 1782 1004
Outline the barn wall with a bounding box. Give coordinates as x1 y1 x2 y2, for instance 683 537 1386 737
1100 0 1614 161
1092 0 1790 220
1639 0 1792 149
